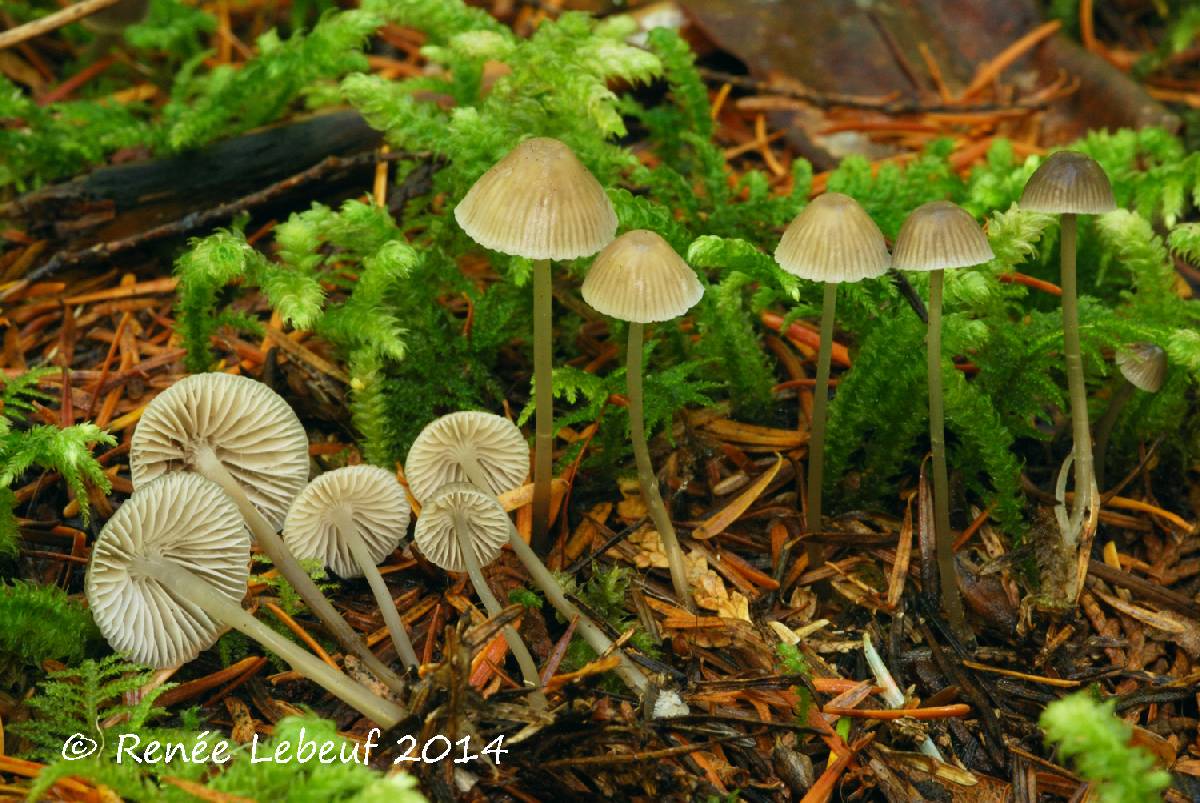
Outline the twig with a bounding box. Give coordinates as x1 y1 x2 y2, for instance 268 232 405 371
25 150 419 281
0 0 123 51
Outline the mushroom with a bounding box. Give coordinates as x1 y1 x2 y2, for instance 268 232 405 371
774 193 890 567
455 137 617 552
407 411 651 697
1094 343 1167 487
581 230 704 612
130 372 407 693
284 465 420 669
1020 151 1116 537
892 201 994 640
414 482 549 710
86 472 405 727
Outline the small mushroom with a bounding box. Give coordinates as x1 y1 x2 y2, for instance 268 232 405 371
407 411 652 697
456 137 617 552
414 482 549 711
775 193 890 567
1094 343 1167 487
86 472 405 727
284 465 420 669
892 201 993 641
130 373 406 693
581 230 703 612
1020 151 1116 537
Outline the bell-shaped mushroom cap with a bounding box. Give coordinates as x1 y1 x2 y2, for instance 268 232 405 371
406 411 529 502
86 473 250 668
892 200 995 272
1020 151 1116 215
581 230 704 323
130 373 310 529
284 465 412 579
1116 342 1167 393
774 193 890 283
413 483 510 573
454 137 617 260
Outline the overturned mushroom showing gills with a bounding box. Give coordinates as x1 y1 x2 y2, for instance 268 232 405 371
455 137 617 553
1094 342 1167 487
130 372 407 693
86 473 405 727
285 465 420 669
414 482 549 710
582 230 704 612
407 411 651 696
774 193 890 568
1020 151 1116 539
892 201 993 642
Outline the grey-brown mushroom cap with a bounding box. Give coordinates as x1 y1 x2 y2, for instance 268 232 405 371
413 483 510 574
774 193 891 283
283 465 412 579
405 411 530 503
581 230 704 323
892 200 995 272
454 137 617 260
86 472 250 669
1116 343 1167 393
1020 151 1116 215
129 373 310 529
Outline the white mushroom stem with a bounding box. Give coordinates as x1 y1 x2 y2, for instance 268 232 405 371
191 446 408 695
627 322 695 612
329 506 422 669
132 557 404 728
456 455 650 696
449 508 549 711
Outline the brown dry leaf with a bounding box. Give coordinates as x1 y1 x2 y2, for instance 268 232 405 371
690 549 752 621
616 476 648 522
1094 589 1200 657
565 501 613 561
787 585 818 621
697 417 807 448
618 523 669 568
692 454 784 540
224 697 257 744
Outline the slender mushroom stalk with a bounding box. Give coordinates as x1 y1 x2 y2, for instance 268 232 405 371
455 138 617 553
1020 151 1116 541
531 257 555 557
284 465 421 669
1094 343 1166 487
406 411 653 698
87 473 405 727
415 483 549 711
892 201 994 642
774 193 891 568
625 321 693 612
130 373 408 695
581 230 705 612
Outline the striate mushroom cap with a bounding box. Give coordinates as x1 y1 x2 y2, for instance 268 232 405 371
413 483 510 574
129 373 310 529
284 465 412 579
455 137 617 260
581 230 704 323
892 200 995 272
406 411 529 503
86 473 250 668
774 193 891 283
1116 342 1167 393
1020 151 1116 215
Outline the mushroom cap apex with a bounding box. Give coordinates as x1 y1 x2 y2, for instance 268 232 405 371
1020 151 1116 215
1116 342 1167 393
774 192 891 283
581 229 704 323
454 137 617 260
892 200 994 272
